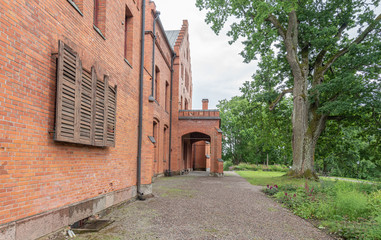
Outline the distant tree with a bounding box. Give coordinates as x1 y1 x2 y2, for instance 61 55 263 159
197 0 381 178
218 91 292 166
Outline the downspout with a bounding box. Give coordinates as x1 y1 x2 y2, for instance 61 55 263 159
168 52 176 176
148 11 161 102
137 0 146 199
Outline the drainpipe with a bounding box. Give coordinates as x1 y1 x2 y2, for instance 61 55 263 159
148 11 161 102
137 0 146 199
168 52 176 176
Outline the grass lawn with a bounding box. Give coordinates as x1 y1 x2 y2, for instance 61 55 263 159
320 176 380 184
236 170 381 240
237 170 309 186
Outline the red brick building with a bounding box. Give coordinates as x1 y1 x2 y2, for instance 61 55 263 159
0 1 222 239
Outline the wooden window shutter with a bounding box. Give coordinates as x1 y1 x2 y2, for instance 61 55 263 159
55 41 117 147
92 72 105 146
106 82 117 147
55 40 81 143
79 69 93 145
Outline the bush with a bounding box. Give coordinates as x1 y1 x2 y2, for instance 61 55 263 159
369 190 381 217
233 163 257 171
269 164 289 172
223 160 234 171
334 190 370 221
322 220 381 240
231 164 289 172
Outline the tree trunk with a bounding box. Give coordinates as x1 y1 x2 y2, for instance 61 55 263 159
291 75 309 175
283 10 329 178
291 105 327 178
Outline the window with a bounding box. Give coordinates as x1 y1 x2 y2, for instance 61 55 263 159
94 0 106 39
180 96 183 110
67 0 83 15
185 99 188 110
181 63 184 79
124 5 133 65
165 81 169 112
153 120 159 162
163 126 168 164
135 0 140 10
154 66 160 101
55 40 117 147
185 71 189 91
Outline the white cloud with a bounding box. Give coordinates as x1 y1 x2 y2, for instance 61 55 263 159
156 0 258 109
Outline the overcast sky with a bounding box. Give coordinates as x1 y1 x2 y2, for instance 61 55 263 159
155 0 258 109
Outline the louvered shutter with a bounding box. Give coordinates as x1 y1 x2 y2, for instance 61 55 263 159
55 41 117 147
92 74 105 146
106 83 117 147
55 40 81 143
79 69 93 145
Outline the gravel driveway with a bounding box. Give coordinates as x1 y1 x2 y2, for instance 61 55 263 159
69 172 333 240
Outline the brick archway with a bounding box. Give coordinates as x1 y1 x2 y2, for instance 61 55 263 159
181 132 211 172
175 117 222 175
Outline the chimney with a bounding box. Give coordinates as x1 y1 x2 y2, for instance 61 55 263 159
202 99 209 110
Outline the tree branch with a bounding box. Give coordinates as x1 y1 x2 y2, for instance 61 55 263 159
301 44 309 78
269 88 293 111
287 11 298 49
313 23 347 72
322 13 381 75
265 14 286 40
335 22 348 39
326 116 346 121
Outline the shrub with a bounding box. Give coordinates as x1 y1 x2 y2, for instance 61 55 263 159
368 190 381 217
322 220 381 240
268 164 288 172
223 160 234 171
233 163 258 171
231 164 288 172
334 190 370 221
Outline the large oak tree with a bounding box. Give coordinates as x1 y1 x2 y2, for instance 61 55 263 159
197 0 381 177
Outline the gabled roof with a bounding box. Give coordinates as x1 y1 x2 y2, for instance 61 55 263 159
165 30 180 49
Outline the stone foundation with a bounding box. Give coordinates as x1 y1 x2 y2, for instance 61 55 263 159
0 186 137 240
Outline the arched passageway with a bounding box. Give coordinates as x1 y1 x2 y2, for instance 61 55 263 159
181 132 212 172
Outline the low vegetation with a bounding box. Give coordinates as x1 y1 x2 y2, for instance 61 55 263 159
224 162 289 172
237 171 381 240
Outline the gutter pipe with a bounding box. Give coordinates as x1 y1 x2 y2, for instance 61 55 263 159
154 17 176 176
137 0 146 199
168 52 176 176
149 11 161 102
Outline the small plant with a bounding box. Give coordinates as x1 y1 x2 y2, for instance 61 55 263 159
263 184 279 196
279 191 299 208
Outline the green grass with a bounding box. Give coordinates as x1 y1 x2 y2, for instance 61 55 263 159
237 170 309 186
320 176 380 184
237 170 381 240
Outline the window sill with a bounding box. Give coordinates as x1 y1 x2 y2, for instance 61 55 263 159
93 25 106 40
67 0 83 16
124 58 133 69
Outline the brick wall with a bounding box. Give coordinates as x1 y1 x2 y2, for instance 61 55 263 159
143 2 172 178
0 0 146 226
0 0 221 238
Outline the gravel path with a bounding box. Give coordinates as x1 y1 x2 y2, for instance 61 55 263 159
71 172 333 240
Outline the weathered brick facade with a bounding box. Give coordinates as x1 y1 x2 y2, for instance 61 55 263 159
0 1 222 239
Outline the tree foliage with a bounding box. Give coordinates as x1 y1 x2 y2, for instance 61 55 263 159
197 0 381 176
